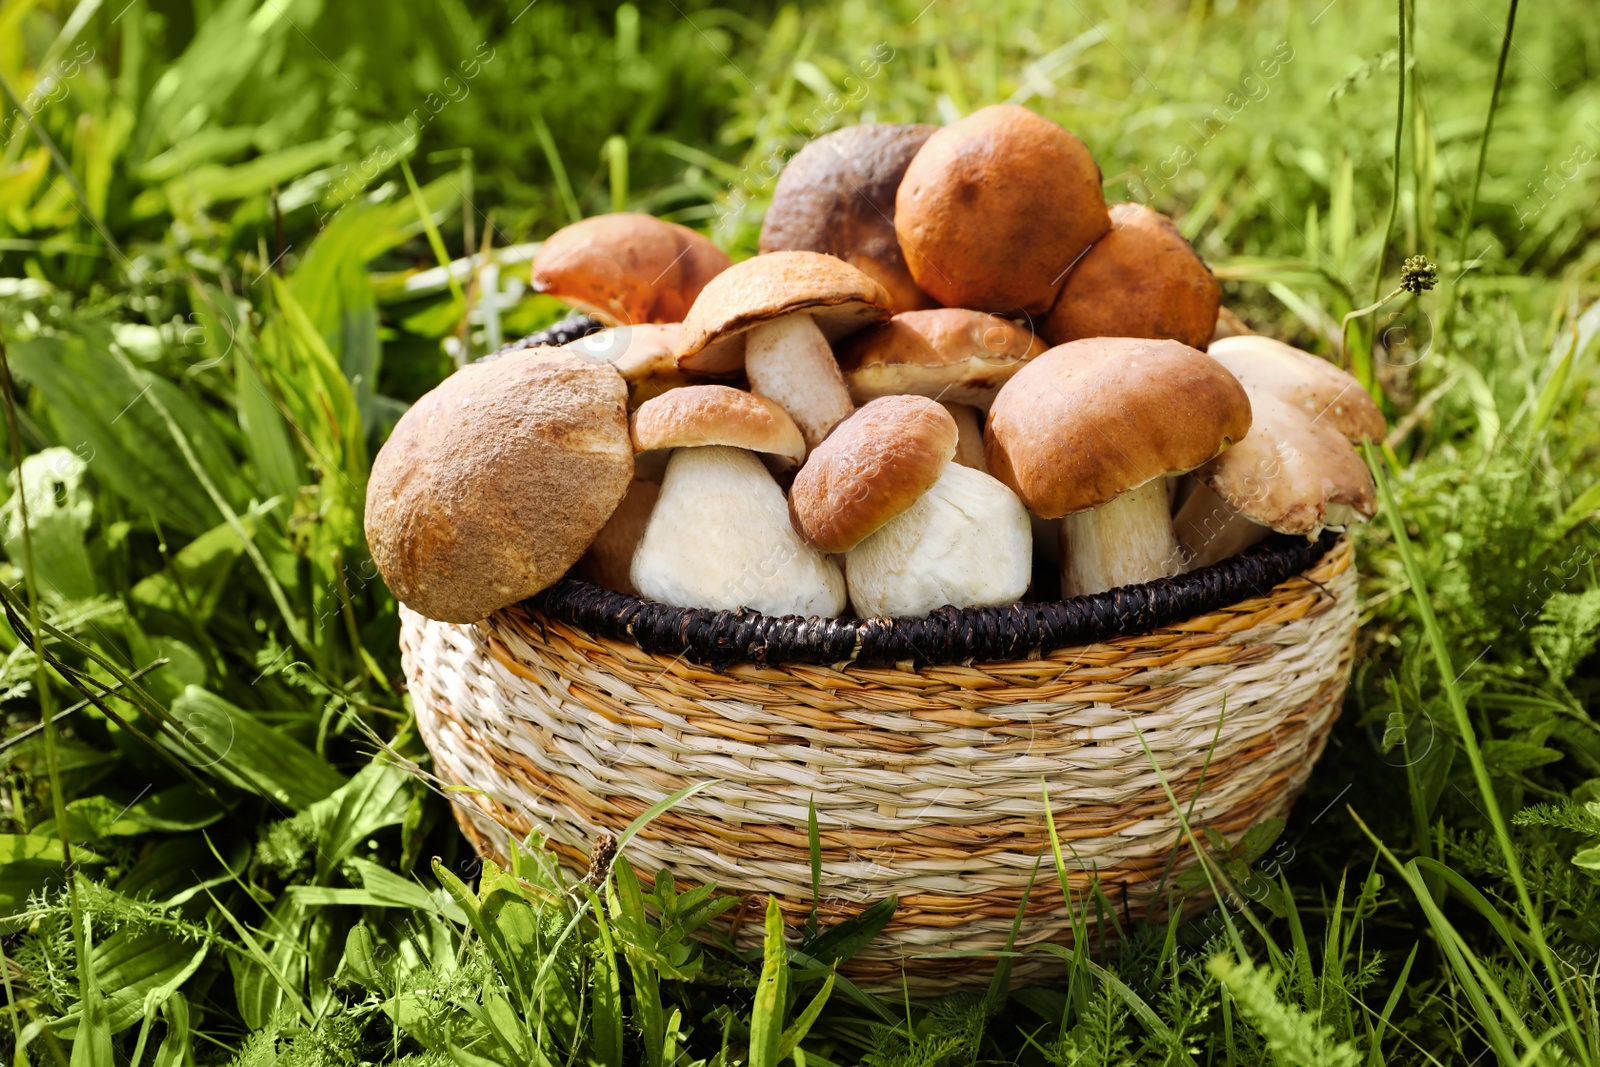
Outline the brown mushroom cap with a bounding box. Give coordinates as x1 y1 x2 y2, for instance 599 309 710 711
760 123 938 315
894 104 1110 316
364 349 633 623
1043 203 1220 350
837 308 1048 407
563 323 693 407
630 384 805 465
531 213 731 326
1196 390 1376 534
674 251 893 374
788 395 958 553
1207 335 1385 443
985 338 1252 518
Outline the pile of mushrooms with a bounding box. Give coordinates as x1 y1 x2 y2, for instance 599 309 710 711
366 105 1384 626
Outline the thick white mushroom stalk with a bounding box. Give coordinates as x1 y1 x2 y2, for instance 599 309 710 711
631 446 845 616
1060 479 1182 597
743 314 856 451
847 464 1031 617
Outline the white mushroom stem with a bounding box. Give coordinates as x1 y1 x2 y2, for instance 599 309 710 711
846 464 1031 617
1173 482 1271 569
941 402 989 473
579 478 660 594
744 314 856 451
1060 479 1182 597
631 445 845 616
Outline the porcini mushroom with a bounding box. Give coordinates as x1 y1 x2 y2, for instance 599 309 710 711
1206 335 1386 443
364 349 633 623
1173 390 1376 568
531 213 731 326
675 251 893 451
760 123 938 314
789 396 1031 618
1043 203 1220 350
629 385 845 616
836 308 1047 408
985 338 1252 597
895 104 1110 315
943 402 989 472
563 323 694 407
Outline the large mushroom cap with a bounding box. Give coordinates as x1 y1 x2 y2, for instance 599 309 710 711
1043 203 1220 350
630 384 806 466
894 104 1110 316
531 213 731 326
1195 390 1376 535
760 123 938 315
1207 335 1386 443
788 395 958 553
364 349 633 623
837 308 1047 407
563 323 692 407
674 251 893 374
985 337 1252 518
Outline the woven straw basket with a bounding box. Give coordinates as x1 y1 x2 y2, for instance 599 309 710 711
402 518 1358 992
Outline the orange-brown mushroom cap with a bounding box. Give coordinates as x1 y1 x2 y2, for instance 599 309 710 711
985 338 1252 518
531 213 731 326
894 104 1110 316
630 384 806 466
364 349 633 623
1043 203 1220 350
760 123 938 315
1207 335 1385 443
837 308 1047 407
674 251 893 374
788 396 958 553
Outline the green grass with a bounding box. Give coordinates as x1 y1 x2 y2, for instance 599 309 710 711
1 0 1599 1063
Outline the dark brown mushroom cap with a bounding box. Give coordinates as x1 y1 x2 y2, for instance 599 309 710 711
674 251 893 374
630 384 806 466
531 213 731 326
364 349 633 623
1206 335 1386 444
837 308 1047 407
984 338 1252 518
1043 203 1220 350
788 396 958 553
760 123 938 315
894 104 1110 316
1196 390 1377 534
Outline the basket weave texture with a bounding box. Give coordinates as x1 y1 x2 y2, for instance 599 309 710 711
403 536 1357 990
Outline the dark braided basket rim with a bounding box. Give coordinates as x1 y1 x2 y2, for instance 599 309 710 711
526 530 1339 668
497 316 1343 668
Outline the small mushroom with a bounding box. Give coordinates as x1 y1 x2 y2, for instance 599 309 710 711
365 349 633 623
577 478 660 595
675 251 892 451
531 213 730 326
836 308 1047 408
629 385 844 616
985 338 1251 597
1206 335 1386 443
1173 390 1376 568
563 323 694 408
1043 203 1220 350
760 123 938 314
789 396 1031 618
895 104 1110 315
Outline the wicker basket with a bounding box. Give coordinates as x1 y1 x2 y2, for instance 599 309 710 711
402 521 1357 992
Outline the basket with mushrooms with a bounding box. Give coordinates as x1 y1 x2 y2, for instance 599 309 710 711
374 104 1376 991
